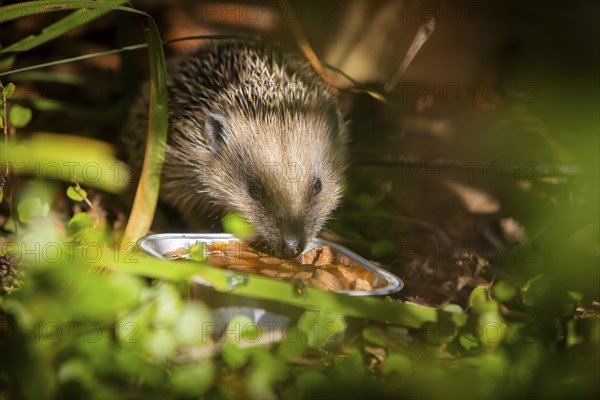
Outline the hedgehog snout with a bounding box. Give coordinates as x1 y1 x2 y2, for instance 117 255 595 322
271 219 307 258
276 234 306 259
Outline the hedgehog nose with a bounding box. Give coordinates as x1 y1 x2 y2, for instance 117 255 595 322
280 235 305 258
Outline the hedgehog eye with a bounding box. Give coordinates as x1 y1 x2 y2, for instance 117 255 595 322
311 178 322 197
248 181 264 201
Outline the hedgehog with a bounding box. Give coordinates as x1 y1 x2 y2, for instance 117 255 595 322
124 40 348 258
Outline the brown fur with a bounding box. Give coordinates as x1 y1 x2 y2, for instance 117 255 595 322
124 40 348 257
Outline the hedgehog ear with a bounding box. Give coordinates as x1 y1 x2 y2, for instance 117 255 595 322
205 113 228 152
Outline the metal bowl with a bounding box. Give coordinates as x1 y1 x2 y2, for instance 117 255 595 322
137 233 403 296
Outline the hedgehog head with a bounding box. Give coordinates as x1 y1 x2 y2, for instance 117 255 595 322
202 98 347 258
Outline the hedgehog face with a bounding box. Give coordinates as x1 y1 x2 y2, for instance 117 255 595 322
204 107 347 258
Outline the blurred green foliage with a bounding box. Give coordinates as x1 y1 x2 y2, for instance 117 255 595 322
222 212 257 240
1 178 597 398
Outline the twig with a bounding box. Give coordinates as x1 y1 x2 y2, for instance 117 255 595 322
74 182 94 210
1 82 8 185
321 61 389 104
384 16 436 93
278 0 334 93
0 82 18 233
498 303 536 322
73 182 102 227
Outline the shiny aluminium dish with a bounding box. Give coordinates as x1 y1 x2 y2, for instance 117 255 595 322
137 233 403 296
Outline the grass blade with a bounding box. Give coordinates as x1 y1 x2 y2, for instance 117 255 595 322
7 71 88 85
1 1 127 57
120 16 168 247
0 35 250 77
106 248 441 326
0 0 125 24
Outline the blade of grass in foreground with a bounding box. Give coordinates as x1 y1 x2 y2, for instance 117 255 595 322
0 1 127 57
105 248 440 327
120 16 168 247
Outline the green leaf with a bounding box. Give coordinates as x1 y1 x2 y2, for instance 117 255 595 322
370 240 395 258
423 321 459 345
522 275 553 307
152 284 184 327
477 312 506 348
61 269 142 320
566 320 583 347
459 332 479 350
469 286 498 314
492 281 518 302
441 304 468 327
2 215 15 232
362 326 386 347
3 82 15 98
567 290 583 302
190 243 207 262
170 363 215 397
145 329 177 359
57 358 92 385
0 56 15 72
174 301 213 346
222 212 256 239
17 197 49 223
278 329 308 360
9 105 32 128
225 315 260 343
66 185 87 201
117 305 152 346
247 347 288 397
222 342 250 369
332 347 364 382
0 115 3 129
443 304 463 314
67 212 93 236
297 310 346 349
